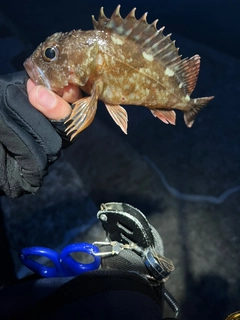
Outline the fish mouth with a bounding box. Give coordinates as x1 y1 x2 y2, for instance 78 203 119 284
24 58 52 90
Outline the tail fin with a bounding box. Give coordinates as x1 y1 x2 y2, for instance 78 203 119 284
184 96 214 128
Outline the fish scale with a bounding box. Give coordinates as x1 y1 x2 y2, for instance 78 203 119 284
24 5 214 140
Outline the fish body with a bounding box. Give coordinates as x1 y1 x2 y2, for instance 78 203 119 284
24 5 214 140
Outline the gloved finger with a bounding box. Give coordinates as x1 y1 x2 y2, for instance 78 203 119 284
1 72 62 162
0 110 47 190
27 81 72 121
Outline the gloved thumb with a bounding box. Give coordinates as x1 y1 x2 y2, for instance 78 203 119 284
27 80 72 121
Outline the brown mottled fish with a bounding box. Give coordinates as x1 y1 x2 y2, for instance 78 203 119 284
24 5 214 140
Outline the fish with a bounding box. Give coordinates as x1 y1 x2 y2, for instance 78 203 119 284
24 5 214 140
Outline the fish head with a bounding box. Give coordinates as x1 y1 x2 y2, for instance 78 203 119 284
24 32 72 93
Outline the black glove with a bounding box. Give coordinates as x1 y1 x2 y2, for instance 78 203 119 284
0 71 71 198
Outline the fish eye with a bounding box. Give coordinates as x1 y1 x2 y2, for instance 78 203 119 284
43 46 59 62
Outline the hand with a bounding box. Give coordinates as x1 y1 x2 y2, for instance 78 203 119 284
0 71 79 198
26 79 82 121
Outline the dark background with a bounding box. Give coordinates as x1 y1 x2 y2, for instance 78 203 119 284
0 1 240 319
1 0 240 57
1 0 240 66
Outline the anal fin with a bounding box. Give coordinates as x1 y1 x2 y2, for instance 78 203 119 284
105 103 128 134
65 96 97 140
151 109 176 125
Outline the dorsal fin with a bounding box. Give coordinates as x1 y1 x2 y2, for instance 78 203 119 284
92 5 200 96
172 55 201 95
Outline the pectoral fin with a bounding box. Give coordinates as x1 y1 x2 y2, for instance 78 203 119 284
151 109 176 125
105 103 128 134
65 96 97 140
